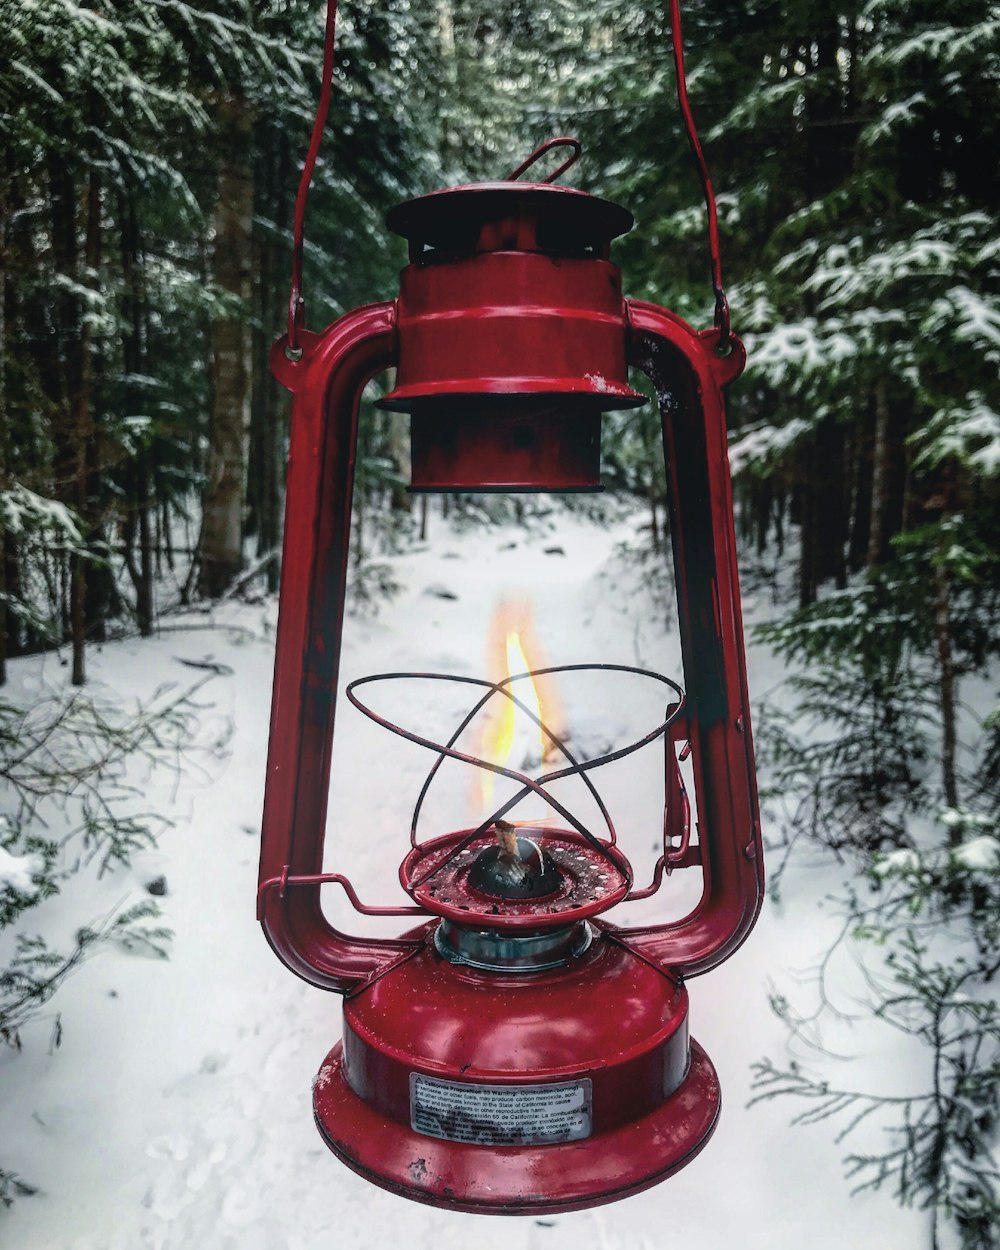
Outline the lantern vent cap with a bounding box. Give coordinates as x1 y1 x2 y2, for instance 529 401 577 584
386 181 634 258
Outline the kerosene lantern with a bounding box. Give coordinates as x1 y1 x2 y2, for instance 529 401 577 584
258 1 763 1217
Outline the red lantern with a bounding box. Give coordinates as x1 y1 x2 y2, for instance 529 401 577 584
257 4 762 1218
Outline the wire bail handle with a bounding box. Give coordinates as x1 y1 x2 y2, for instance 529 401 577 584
286 0 731 355
286 0 340 356
668 0 731 349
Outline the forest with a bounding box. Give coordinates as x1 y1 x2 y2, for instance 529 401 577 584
1 1 998 1247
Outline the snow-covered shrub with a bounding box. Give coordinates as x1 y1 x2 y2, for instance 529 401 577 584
0 679 212 1201
754 582 1000 1248
755 580 934 875
0 485 90 650
752 918 999 1249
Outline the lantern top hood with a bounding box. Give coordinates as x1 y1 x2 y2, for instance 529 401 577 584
379 173 646 489
386 180 634 259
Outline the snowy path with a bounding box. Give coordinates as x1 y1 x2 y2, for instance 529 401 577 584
1 511 927 1249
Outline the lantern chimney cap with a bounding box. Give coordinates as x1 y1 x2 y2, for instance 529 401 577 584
386 181 634 256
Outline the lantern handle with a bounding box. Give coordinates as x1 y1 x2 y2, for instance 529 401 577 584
288 2 729 346
669 0 731 350
506 137 583 184
287 0 340 356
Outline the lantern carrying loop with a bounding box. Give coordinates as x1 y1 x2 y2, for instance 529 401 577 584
668 0 731 350
286 0 340 357
506 136 583 184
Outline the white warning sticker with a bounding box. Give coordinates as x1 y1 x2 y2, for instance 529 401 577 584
410 1073 593 1146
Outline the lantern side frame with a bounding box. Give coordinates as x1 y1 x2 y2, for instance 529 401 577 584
610 301 764 977
259 301 429 994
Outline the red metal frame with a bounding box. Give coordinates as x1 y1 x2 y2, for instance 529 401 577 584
259 304 424 992
615 303 763 974
259 0 763 1210
260 222 762 991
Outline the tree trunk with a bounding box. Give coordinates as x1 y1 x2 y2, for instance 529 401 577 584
47 147 87 683
66 164 102 679
797 442 818 608
867 380 908 567
867 378 890 567
388 411 412 513
0 164 9 685
815 414 848 589
198 94 254 599
119 189 155 636
935 555 959 822
247 120 286 591
848 400 875 572
932 467 961 826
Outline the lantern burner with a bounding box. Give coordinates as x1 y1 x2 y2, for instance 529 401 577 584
468 822 561 899
401 826 632 931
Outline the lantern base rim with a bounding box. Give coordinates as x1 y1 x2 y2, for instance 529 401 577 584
312 1039 720 1215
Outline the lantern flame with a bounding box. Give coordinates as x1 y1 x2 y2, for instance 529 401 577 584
478 600 559 821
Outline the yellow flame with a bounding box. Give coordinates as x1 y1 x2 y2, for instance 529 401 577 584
478 601 558 819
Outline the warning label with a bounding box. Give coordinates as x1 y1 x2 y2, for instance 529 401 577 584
410 1074 593 1146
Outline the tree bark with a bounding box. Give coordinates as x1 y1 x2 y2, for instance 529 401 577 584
815 413 848 589
247 123 289 594
198 94 254 599
935 555 959 822
120 188 155 636
66 164 102 678
848 399 875 572
47 147 87 683
867 379 909 567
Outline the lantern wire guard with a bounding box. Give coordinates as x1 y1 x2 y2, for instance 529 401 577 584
259 665 694 925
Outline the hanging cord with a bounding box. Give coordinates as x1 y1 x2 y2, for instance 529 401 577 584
668 0 731 350
287 0 339 357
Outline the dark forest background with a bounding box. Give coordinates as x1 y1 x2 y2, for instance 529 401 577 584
1 2 999 1244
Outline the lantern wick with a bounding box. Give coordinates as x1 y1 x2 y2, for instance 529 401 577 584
494 818 519 861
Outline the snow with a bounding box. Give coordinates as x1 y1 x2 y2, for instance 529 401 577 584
0 509 928 1249
728 417 810 476
929 285 1000 355
952 835 1000 872
861 92 926 143
0 482 83 544
0 845 44 896
879 18 1000 69
744 319 856 384
873 847 921 876
801 235 956 308
914 394 1000 476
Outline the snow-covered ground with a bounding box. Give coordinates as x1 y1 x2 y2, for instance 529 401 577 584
0 508 929 1249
